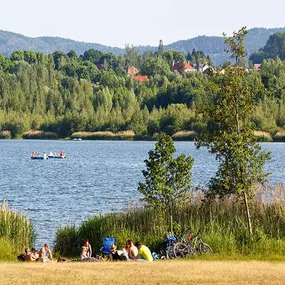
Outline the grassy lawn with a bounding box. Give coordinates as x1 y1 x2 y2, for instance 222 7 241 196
1 260 285 285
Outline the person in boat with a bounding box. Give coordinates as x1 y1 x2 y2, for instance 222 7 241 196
31 152 35 157
49 151 53 157
80 239 93 261
43 152 47 159
38 243 53 262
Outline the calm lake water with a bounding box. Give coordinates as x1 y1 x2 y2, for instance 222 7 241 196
0 140 284 248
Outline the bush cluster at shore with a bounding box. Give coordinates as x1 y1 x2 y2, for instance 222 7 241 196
55 185 285 258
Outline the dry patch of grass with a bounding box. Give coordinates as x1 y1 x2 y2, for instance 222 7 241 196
1 260 285 285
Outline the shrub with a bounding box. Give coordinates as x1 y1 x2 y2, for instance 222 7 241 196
273 131 285 142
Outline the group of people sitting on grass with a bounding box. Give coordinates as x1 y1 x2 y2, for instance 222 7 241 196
19 243 53 262
20 239 153 262
109 240 153 262
80 239 153 262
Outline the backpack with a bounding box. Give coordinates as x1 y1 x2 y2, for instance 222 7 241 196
17 254 26 262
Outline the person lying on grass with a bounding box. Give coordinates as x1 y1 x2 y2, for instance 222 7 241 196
134 241 153 262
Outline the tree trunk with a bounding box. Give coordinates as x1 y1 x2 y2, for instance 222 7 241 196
170 214 173 235
243 191 253 238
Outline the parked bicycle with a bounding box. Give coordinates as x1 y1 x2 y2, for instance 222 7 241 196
173 228 213 258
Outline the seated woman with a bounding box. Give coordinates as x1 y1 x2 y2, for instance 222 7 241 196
80 240 93 261
109 244 128 261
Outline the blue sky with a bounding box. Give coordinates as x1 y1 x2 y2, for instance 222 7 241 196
1 0 285 47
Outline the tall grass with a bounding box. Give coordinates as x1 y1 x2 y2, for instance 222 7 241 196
22 130 58 140
253 131 273 142
55 185 285 258
0 201 35 255
172 131 199 141
71 131 135 140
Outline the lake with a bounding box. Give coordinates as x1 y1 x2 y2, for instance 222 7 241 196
0 140 283 248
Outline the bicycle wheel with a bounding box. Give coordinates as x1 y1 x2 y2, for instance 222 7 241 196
174 242 190 258
199 242 213 255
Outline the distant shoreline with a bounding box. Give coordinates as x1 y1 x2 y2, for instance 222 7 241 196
1 130 285 142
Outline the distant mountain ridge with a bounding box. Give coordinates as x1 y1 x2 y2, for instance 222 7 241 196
1 27 285 65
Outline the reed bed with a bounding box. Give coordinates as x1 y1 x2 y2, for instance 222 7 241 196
0 130 11 139
70 131 135 140
55 184 285 258
22 130 58 140
172 130 199 141
253 131 273 142
0 201 35 256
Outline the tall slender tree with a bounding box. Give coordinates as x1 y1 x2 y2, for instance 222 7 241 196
158 40 164 57
197 27 271 238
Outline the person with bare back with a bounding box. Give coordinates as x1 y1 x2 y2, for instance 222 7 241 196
38 243 53 262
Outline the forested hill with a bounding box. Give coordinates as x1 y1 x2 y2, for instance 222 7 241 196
0 30 122 57
1 27 285 65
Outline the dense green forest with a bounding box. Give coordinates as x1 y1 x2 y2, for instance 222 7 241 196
1 34 285 139
250 32 285 63
1 27 285 65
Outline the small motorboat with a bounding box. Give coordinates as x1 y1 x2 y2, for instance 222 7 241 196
48 151 66 159
31 153 47 160
48 154 66 159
